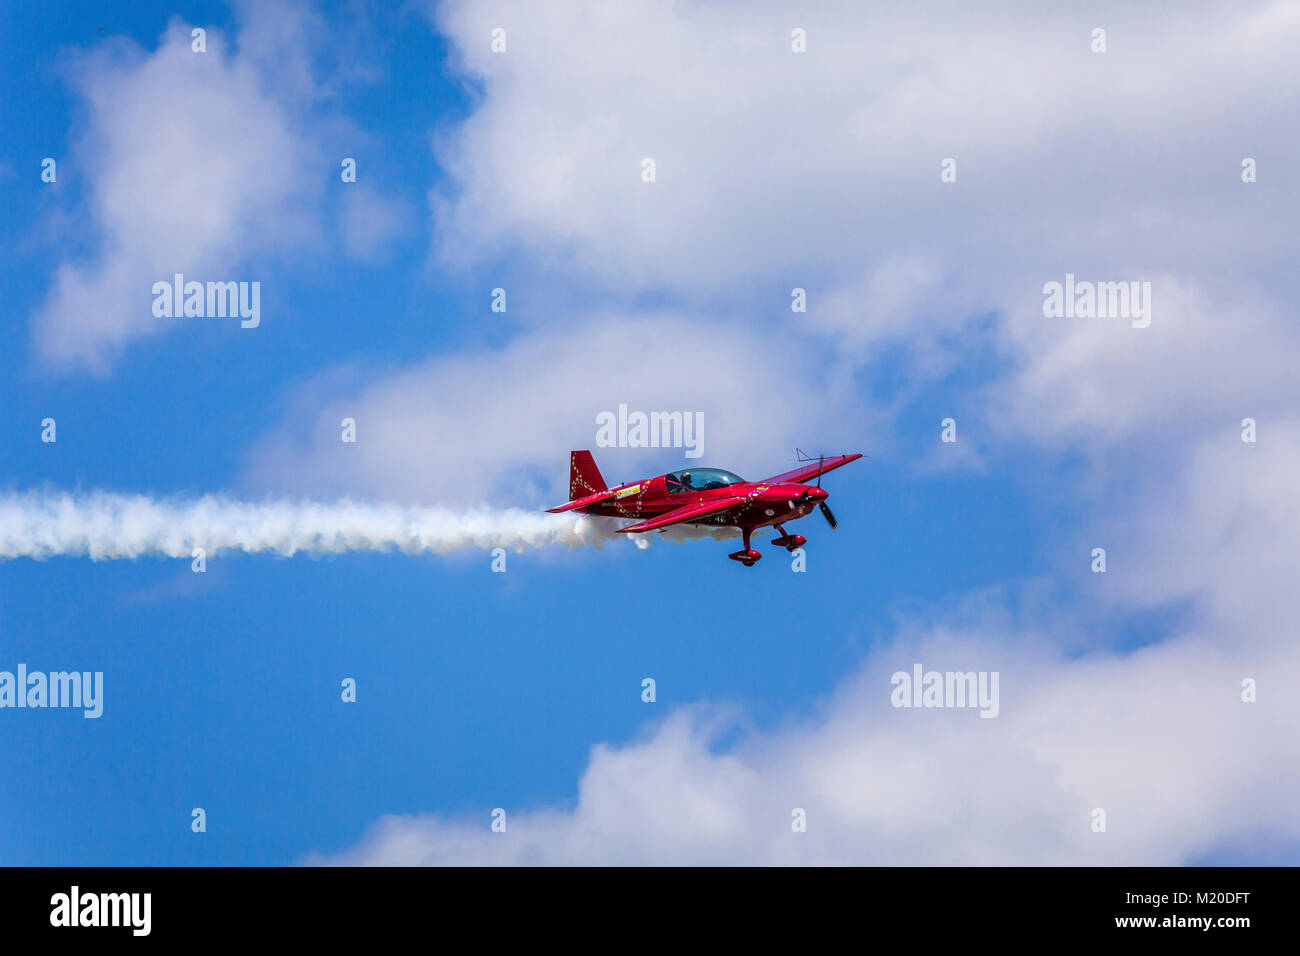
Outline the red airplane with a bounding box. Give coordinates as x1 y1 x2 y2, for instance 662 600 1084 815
546 450 863 566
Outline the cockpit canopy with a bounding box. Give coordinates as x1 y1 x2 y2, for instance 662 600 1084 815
665 468 746 493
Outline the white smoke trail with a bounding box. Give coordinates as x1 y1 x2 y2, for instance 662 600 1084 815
0 492 627 561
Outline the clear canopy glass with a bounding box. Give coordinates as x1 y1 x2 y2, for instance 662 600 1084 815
665 468 746 492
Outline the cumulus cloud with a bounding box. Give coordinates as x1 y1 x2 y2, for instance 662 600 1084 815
319 606 1298 865
1102 420 1300 631
30 4 404 373
31 22 323 373
427 0 1300 435
993 282 1300 450
430 0 1299 283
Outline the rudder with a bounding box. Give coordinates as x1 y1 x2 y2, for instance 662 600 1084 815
569 450 607 499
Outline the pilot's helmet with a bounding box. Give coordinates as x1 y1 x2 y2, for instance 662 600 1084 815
680 472 691 486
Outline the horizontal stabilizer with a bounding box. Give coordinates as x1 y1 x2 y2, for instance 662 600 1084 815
546 488 616 513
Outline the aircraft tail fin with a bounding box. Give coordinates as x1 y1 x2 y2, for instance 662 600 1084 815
568 450 608 499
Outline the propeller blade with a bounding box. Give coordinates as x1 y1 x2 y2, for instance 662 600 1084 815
819 501 838 530
817 454 825 488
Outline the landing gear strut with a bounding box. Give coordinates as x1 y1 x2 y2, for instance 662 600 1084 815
728 526 762 566
769 523 806 552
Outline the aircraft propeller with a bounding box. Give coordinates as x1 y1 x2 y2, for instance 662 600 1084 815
791 450 839 531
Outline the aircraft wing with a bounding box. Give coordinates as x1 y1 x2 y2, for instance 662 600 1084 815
615 495 748 534
759 453 863 486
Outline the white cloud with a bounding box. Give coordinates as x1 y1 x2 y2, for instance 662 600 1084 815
430 0 1298 284
427 0 1300 437
993 281 1300 448
318 599 1299 865
32 22 322 373
1102 420 1300 631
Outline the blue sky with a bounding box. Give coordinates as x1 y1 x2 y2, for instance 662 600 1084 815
2 0 1298 865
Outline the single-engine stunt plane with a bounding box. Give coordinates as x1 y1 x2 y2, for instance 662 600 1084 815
546 449 863 566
